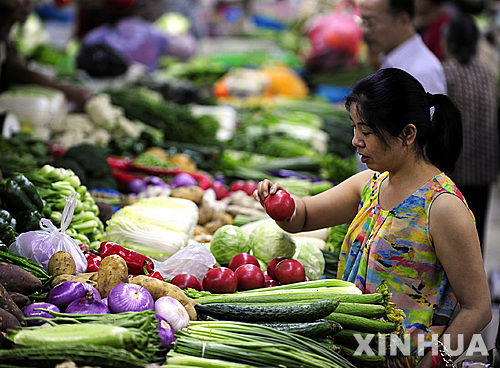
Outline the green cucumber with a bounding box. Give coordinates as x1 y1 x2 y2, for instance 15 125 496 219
195 299 339 322
335 302 387 318
325 312 398 333
336 344 387 366
252 319 343 338
333 329 381 348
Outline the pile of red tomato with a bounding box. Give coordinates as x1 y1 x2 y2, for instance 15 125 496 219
170 253 307 294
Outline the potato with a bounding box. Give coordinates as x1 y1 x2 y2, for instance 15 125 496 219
0 307 21 332
130 275 198 320
204 213 234 234
197 200 213 225
51 274 98 288
0 262 43 295
170 185 204 204
47 251 77 276
97 255 129 298
0 283 26 326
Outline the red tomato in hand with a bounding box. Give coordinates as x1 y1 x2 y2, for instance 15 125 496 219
234 264 265 291
264 189 295 221
229 253 260 272
203 267 238 293
275 259 306 284
171 274 203 291
267 256 289 281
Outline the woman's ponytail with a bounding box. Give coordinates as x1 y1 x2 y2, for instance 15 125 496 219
424 94 463 174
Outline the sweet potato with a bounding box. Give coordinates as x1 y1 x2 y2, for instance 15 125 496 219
0 307 21 332
130 275 198 320
0 262 43 295
8 292 30 309
51 274 97 288
0 283 25 326
96 255 129 298
47 251 77 276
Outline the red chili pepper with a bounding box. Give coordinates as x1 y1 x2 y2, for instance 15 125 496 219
147 271 165 281
86 254 102 272
99 241 154 274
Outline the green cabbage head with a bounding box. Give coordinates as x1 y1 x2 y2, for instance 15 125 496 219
293 239 325 281
210 225 250 266
249 220 296 264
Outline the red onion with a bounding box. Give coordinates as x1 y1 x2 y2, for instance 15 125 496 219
155 313 176 349
171 173 197 187
129 178 145 194
23 302 60 326
82 283 102 301
65 291 110 314
107 283 154 313
46 281 87 310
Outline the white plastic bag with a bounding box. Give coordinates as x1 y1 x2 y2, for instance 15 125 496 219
153 243 216 281
9 192 88 274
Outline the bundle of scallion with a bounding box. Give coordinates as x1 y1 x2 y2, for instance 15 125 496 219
170 320 357 368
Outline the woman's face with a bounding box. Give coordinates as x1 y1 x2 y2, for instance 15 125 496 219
350 103 402 172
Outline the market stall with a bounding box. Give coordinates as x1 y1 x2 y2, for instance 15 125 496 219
1 1 498 367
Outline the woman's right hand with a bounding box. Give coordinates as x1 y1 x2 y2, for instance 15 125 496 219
253 179 284 207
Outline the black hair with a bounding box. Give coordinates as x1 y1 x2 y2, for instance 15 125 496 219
345 68 463 174
444 12 479 65
388 0 414 19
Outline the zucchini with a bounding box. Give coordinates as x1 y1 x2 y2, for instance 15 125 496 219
0 343 147 368
252 319 343 338
195 299 339 322
325 312 398 333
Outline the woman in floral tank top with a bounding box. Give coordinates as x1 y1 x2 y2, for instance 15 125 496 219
254 68 491 367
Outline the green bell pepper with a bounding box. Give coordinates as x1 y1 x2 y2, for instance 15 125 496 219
0 174 44 214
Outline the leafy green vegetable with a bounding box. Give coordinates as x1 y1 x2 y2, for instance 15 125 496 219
248 220 296 264
293 239 325 281
106 87 220 146
210 225 250 267
0 132 51 178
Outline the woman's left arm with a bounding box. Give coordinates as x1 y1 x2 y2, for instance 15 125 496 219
426 193 492 364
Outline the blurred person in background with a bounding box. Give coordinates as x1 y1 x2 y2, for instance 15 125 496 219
414 0 452 60
442 12 499 249
0 0 93 112
359 0 447 94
